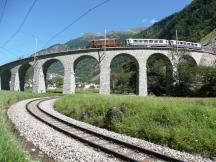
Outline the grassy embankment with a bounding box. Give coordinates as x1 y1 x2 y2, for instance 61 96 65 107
55 94 216 157
0 91 57 162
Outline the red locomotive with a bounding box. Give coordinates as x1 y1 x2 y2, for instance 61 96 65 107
87 39 121 48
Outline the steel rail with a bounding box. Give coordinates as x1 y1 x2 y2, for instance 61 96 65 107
26 98 185 162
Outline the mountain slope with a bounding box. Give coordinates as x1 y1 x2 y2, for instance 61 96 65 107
40 0 216 55
201 28 216 53
136 0 216 42
38 28 145 81
40 0 216 82
38 28 144 55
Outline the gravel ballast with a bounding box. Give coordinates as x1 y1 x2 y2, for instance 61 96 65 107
40 98 214 162
8 98 121 162
7 98 214 162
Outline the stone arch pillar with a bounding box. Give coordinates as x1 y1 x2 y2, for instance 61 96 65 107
10 66 20 91
62 60 75 94
32 61 46 93
99 59 110 95
138 60 148 96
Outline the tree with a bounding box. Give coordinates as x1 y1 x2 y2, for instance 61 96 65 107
111 57 138 95
147 54 173 96
48 76 63 88
195 66 216 97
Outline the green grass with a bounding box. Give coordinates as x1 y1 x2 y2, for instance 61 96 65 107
55 94 216 157
0 91 57 162
47 88 63 94
75 88 99 94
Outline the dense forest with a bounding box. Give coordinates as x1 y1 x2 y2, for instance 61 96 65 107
136 0 216 42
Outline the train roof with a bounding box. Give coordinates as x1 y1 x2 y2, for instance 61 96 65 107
170 40 201 44
92 39 117 41
126 38 168 40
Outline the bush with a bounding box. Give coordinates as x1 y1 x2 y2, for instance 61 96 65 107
55 94 216 157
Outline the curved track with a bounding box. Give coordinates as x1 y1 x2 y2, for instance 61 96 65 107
26 98 184 162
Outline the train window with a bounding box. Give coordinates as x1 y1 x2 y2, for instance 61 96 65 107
180 42 183 45
144 40 148 43
187 43 190 45
184 42 186 45
149 40 153 43
154 40 158 43
134 40 137 42
195 44 198 46
159 40 163 43
191 43 194 46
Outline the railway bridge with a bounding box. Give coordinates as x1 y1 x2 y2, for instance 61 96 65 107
0 47 215 96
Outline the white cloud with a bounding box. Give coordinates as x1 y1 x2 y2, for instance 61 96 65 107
141 18 147 23
150 19 158 24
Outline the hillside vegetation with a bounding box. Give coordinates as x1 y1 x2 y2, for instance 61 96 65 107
55 94 216 157
137 0 216 42
38 28 144 55
201 28 216 53
39 0 216 54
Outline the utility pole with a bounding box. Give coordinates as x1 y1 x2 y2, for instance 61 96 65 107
98 29 107 65
176 30 179 54
104 29 106 53
32 35 38 92
32 35 38 67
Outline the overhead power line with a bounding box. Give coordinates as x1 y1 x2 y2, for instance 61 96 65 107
42 0 111 48
0 0 7 25
1 0 37 47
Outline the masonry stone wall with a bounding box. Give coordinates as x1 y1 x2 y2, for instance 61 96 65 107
0 49 215 96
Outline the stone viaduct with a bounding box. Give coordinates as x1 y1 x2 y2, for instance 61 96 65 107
0 47 215 96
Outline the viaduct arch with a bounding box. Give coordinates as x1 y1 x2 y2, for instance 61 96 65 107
73 55 99 86
110 53 139 94
18 63 32 91
147 53 173 95
0 48 215 96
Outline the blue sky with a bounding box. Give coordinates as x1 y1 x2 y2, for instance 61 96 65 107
0 0 192 65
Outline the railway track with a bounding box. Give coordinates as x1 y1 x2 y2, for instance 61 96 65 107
26 98 184 162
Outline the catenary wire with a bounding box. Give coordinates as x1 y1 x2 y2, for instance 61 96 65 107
42 0 111 49
0 0 7 25
1 0 37 47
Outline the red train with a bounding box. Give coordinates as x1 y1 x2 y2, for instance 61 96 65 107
87 39 121 48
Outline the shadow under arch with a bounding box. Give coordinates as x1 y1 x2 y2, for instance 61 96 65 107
176 54 197 96
110 53 139 95
1 69 11 90
147 53 173 96
74 55 100 92
178 55 197 78
179 54 197 66
73 55 99 71
19 63 33 91
42 59 65 92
